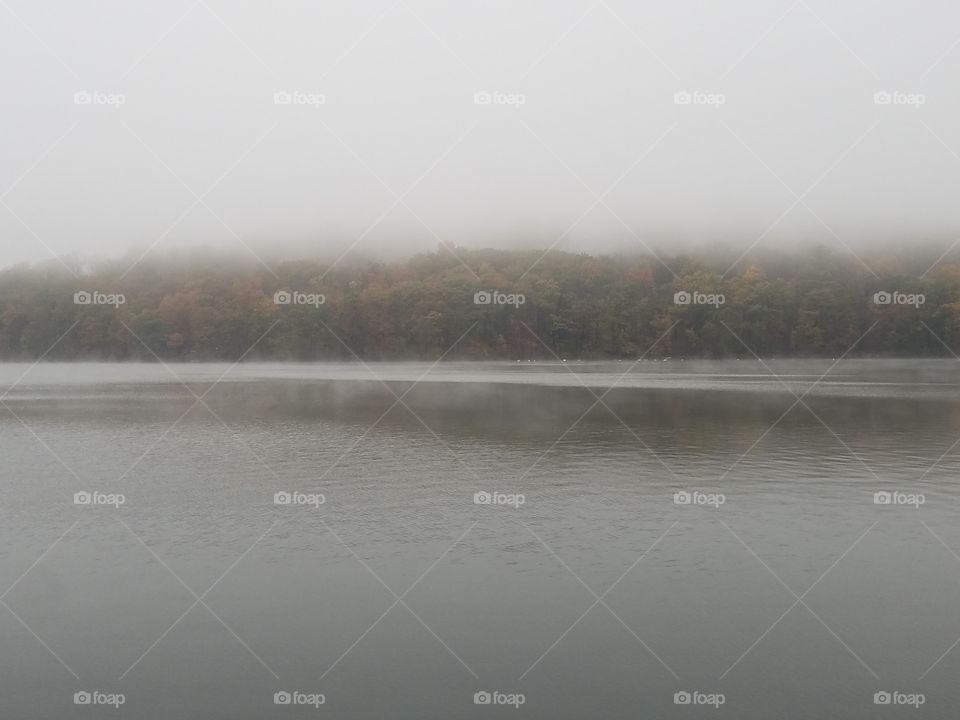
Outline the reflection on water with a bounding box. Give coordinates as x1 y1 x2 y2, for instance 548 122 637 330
0 360 959 718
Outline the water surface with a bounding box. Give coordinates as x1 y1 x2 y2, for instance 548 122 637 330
1 360 958 718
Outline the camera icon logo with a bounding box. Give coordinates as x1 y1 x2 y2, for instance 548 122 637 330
674 691 692 704
74 491 92 505
473 491 492 505
274 91 292 105
274 290 292 305
874 691 891 705
873 91 892 105
873 491 892 505
73 691 92 705
474 91 492 105
873 291 892 305
673 290 691 305
474 691 492 705
474 291 492 305
673 91 692 105
274 491 292 505
74 291 92 305
274 690 292 704
73 91 92 105
673 491 691 505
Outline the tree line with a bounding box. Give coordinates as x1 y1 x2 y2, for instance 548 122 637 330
0 245 957 360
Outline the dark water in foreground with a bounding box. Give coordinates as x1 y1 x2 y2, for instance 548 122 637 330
1 360 959 718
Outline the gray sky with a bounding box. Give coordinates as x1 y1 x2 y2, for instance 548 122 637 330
2 0 959 270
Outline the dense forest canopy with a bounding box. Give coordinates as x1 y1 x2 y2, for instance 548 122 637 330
1 245 958 360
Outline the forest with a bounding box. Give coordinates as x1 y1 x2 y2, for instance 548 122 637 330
0 245 957 360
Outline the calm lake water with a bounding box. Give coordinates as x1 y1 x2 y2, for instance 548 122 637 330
1 359 959 718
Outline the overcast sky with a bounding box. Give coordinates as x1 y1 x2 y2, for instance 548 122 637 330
2 0 959 269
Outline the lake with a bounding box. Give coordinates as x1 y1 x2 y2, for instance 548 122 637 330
1 359 958 718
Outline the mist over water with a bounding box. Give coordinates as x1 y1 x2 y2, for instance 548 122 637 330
4 2 960 718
